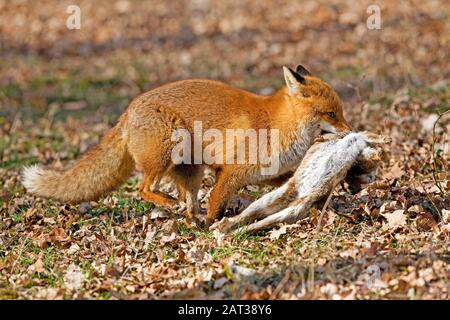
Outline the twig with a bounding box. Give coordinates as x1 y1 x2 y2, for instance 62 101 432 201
316 183 337 231
334 211 356 222
431 110 449 195
416 179 442 222
8 237 28 280
307 264 315 293
270 269 291 299
346 82 362 102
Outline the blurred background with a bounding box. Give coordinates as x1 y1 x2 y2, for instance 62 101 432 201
1 0 449 119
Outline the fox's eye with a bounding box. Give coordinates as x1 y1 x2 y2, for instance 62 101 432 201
327 112 336 119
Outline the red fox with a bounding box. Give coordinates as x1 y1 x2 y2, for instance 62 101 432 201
211 131 391 234
22 65 351 226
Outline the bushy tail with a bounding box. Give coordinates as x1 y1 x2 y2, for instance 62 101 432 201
22 119 134 203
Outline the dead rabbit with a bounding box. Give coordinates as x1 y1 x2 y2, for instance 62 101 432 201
211 131 391 234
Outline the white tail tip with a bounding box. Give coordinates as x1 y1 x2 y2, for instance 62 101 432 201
22 165 45 194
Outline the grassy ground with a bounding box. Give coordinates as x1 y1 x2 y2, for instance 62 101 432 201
0 0 449 299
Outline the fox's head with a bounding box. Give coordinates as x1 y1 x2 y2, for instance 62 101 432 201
282 65 351 134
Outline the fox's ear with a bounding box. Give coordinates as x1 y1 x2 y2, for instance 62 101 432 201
283 66 305 95
296 65 311 77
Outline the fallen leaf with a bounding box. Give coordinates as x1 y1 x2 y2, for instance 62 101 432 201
268 225 288 240
50 227 70 244
160 232 177 245
416 212 439 234
150 207 169 220
382 209 406 231
339 248 359 259
64 264 84 291
387 162 405 179
213 229 225 246
67 243 80 255
28 257 45 274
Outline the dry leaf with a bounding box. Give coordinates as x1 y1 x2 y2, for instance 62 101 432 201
268 225 288 240
213 229 225 246
160 232 177 245
28 257 45 274
382 209 406 231
64 264 84 291
387 162 404 179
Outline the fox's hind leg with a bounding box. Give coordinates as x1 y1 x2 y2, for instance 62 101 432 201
139 170 178 208
170 164 204 223
131 141 178 209
128 114 183 210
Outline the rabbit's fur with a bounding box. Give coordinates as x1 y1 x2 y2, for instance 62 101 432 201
211 131 391 234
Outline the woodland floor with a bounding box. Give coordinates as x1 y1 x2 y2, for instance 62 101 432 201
0 0 449 299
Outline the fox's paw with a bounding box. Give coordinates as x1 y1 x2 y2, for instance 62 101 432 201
209 217 234 233
184 215 200 228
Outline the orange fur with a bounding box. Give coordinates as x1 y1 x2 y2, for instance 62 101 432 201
22 66 351 225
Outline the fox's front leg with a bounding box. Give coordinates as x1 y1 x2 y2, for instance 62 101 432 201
211 180 297 233
206 168 246 227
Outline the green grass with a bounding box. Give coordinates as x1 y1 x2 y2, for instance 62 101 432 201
96 291 112 300
11 203 33 224
0 71 130 120
177 223 214 240
0 287 19 300
20 256 34 268
210 241 282 268
0 156 38 170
